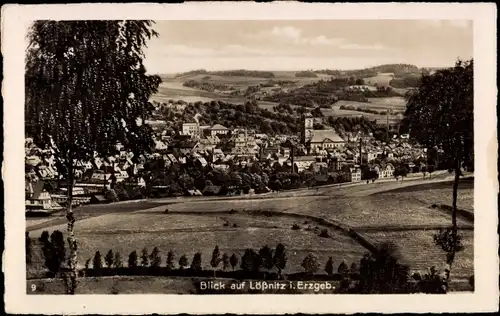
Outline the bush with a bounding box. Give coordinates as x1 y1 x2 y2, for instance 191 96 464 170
325 257 334 275
302 253 320 275
141 247 150 267
166 250 176 270
128 251 138 268
179 255 189 270
232 223 239 228
291 224 301 230
93 251 103 272
191 253 202 271
164 208 170 213
229 209 238 214
150 247 162 268
223 221 230 227
39 230 49 243
230 253 239 271
319 229 330 238
105 249 114 268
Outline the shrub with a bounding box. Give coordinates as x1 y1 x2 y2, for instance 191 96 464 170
325 257 334 275
228 209 238 214
150 247 162 268
128 251 138 268
338 261 349 275
39 231 49 243
350 262 358 273
164 208 170 213
84 258 91 270
230 253 239 271
166 250 176 270
210 246 221 270
42 230 66 275
319 229 330 238
241 249 262 274
259 245 274 271
191 252 203 271
113 252 123 268
179 255 189 270
222 253 230 271
93 251 103 271
273 243 287 278
302 253 320 275
104 249 114 268
232 223 238 228
141 247 150 267
291 224 301 230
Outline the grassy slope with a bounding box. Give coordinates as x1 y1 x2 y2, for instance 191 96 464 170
27 179 474 281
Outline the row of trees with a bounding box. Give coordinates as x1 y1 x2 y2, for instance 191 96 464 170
32 231 454 293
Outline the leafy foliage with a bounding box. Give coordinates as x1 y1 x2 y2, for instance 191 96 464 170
42 230 66 275
301 253 320 275
222 253 231 271
191 252 203 271
93 251 102 270
150 247 162 268
25 20 161 293
210 246 221 270
128 251 138 268
258 246 274 271
324 257 334 275
241 249 262 274
104 249 114 268
273 243 288 277
140 247 150 267
179 255 189 269
113 252 123 268
166 250 176 270
230 253 239 271
433 228 465 265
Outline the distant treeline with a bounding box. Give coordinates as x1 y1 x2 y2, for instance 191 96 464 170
175 69 275 79
316 64 422 78
263 78 400 108
183 80 230 92
295 71 318 78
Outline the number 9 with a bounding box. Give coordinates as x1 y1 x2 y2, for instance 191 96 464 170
31 284 37 292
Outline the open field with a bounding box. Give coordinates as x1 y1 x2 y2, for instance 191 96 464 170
27 178 474 282
363 230 473 279
364 73 394 86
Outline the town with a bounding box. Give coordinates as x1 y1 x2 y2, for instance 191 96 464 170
26 109 438 214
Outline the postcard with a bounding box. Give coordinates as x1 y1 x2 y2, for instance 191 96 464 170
2 2 498 314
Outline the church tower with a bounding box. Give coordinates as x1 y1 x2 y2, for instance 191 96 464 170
303 114 314 144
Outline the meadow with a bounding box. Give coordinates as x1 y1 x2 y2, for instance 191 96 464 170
27 179 474 282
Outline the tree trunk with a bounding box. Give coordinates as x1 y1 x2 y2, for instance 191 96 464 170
447 158 461 284
66 160 78 294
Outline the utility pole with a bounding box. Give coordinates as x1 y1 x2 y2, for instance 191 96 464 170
386 110 390 143
359 136 363 166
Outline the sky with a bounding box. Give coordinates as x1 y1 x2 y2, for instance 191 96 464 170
143 20 473 74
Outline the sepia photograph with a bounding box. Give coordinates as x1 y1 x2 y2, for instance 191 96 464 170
2 2 498 314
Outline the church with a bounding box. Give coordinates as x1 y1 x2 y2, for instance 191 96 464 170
302 114 345 152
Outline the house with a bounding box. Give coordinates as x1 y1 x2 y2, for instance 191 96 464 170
26 180 62 212
291 156 316 172
209 124 229 137
341 166 361 182
308 129 346 151
182 122 200 137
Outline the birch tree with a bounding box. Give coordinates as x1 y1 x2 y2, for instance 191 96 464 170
25 20 161 294
404 59 473 286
